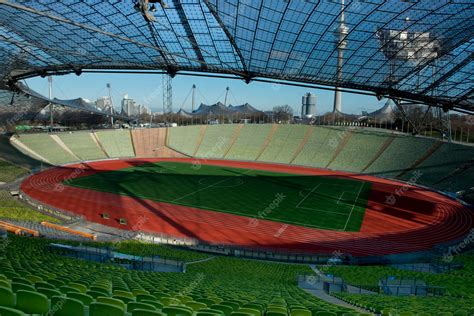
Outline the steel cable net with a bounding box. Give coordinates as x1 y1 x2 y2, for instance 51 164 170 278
0 0 472 112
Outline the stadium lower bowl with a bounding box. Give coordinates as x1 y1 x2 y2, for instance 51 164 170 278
20 158 473 257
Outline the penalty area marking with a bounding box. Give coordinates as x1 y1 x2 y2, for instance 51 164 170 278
337 191 345 204
295 184 321 208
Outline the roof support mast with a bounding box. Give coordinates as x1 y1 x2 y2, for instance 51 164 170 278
107 83 114 126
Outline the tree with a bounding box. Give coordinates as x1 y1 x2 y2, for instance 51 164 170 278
273 105 293 123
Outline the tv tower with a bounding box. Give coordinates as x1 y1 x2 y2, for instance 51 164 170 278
333 0 348 113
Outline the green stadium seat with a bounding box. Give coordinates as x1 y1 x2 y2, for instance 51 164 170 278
114 289 134 298
0 306 26 316
132 309 166 316
153 291 167 299
35 281 56 290
162 306 194 316
50 296 85 316
60 285 81 294
90 302 125 316
69 282 88 293
199 308 225 315
15 290 49 314
266 312 287 316
222 302 240 311
314 313 337 316
127 302 157 312
239 308 261 316
48 279 66 288
114 294 135 304
231 312 255 316
211 304 234 316
187 301 209 311
133 289 150 296
66 292 94 306
88 290 108 298
97 296 126 311
91 285 111 293
290 309 311 316
11 282 35 292
36 287 62 298
160 296 181 306
179 295 194 303
198 298 218 307
12 277 32 286
24 275 43 284
141 299 164 310
243 304 264 314
137 294 157 302
267 307 287 314
0 286 15 307
0 280 10 289
2 272 19 279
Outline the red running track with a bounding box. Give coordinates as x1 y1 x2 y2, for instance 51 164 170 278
21 158 473 256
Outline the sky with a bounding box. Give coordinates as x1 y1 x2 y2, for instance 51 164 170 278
26 73 388 115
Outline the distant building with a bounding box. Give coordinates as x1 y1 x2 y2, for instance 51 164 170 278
119 95 151 117
140 105 151 115
301 92 316 118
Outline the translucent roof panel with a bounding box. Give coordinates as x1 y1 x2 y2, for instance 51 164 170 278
0 0 473 112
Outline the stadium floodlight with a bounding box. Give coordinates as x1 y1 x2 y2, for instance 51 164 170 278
377 28 442 85
133 0 167 22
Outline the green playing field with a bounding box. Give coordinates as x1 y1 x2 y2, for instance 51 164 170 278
64 162 371 231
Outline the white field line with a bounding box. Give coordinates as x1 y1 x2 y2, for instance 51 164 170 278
337 191 346 205
343 182 365 231
295 184 321 208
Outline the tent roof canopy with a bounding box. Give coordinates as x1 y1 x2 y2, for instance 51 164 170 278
0 0 473 113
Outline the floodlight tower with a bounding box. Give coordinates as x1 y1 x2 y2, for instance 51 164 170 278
224 87 230 106
333 0 348 113
192 84 196 112
377 25 449 139
48 76 53 130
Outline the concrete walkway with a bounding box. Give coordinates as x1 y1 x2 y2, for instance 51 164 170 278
302 288 370 314
303 265 373 314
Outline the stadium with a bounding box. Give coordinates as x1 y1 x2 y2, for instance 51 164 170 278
0 1 473 316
